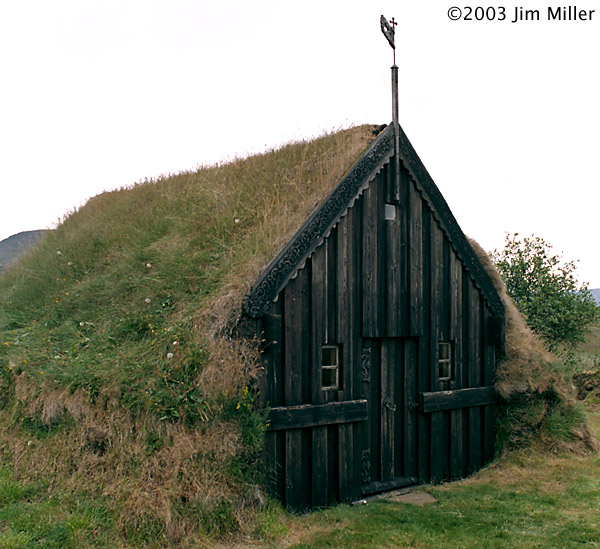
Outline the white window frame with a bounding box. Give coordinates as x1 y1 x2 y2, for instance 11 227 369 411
321 345 340 391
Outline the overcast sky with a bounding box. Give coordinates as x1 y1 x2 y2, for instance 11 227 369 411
1 1 599 285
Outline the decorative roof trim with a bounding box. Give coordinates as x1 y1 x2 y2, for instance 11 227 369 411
395 124 505 318
244 122 505 320
244 125 395 318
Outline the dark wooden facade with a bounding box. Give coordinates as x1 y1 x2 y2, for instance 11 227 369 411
243 124 505 510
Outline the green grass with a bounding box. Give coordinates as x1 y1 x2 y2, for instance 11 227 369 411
1 419 599 548
0 125 378 546
0 468 114 548
289 469 600 548
261 411 600 548
0 125 375 423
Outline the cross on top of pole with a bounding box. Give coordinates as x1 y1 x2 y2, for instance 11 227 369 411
380 15 397 64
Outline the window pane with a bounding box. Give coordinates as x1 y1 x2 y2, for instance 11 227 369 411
438 342 452 380
438 342 449 360
321 345 340 390
322 346 338 367
385 203 397 220
322 366 338 389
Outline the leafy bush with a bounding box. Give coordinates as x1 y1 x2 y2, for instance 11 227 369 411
491 233 598 351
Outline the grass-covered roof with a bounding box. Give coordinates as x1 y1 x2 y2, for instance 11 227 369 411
0 125 379 544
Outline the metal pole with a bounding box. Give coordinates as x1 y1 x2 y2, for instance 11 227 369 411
392 64 400 203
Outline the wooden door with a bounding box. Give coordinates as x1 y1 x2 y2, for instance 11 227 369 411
361 338 418 495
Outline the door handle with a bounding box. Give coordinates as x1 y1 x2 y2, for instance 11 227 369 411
384 399 396 412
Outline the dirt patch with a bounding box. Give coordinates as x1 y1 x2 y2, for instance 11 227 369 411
373 488 437 507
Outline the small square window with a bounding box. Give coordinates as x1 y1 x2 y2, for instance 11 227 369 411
438 342 452 381
384 203 397 220
321 345 340 390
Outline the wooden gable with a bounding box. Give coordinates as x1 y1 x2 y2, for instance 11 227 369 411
244 123 505 510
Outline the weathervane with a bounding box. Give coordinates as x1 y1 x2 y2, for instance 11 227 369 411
380 15 400 203
380 15 397 64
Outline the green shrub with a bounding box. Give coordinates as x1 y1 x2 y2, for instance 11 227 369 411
492 233 598 351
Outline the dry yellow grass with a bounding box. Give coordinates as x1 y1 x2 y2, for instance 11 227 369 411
0 124 381 545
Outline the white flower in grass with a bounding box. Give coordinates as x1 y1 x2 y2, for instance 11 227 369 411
172 341 178 346
144 297 151 304
167 352 174 359
234 218 240 224
79 322 85 326
146 263 152 269
56 251 62 256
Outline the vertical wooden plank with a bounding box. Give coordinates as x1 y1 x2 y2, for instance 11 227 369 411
283 423 303 507
468 280 483 472
311 249 326 398
441 238 452 479
326 229 338 348
409 178 423 335
284 268 309 509
404 338 418 478
324 231 339 501
449 254 464 478
370 340 381 484
448 253 461 345
353 194 372 497
362 181 379 337
461 270 471 477
337 422 351 503
399 166 410 336
417 207 431 482
385 218 401 337
394 338 404 478
326 425 339 504
263 305 284 407
483 306 496 463
336 213 350 393
310 247 328 508
380 340 395 481
349 202 364 501
375 172 386 338
359 338 375 492
384 152 406 337
336 210 355 502
429 222 445 482
262 300 284 498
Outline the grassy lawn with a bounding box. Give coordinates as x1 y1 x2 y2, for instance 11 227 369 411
0 409 599 548
273 451 600 548
0 467 115 548
244 398 600 549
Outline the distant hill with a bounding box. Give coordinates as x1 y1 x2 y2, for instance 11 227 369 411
590 288 600 305
0 230 48 271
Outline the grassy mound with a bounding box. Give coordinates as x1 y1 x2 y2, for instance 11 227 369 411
0 125 379 545
469 239 599 454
